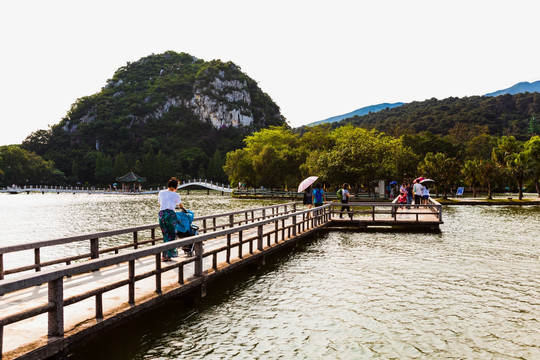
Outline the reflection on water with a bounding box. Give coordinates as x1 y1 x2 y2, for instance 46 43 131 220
1 194 539 359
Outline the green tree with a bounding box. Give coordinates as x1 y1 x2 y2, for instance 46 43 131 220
465 134 498 160
94 152 113 185
461 159 482 197
305 125 413 192
71 160 79 183
524 136 540 196
419 152 461 199
478 160 502 200
492 136 528 200
142 146 156 182
156 150 172 182
506 152 529 200
223 126 306 188
527 114 539 136
114 152 129 177
0 145 62 186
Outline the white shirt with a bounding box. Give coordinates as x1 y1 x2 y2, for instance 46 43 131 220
158 189 181 211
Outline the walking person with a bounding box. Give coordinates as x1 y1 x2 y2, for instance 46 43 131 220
406 182 413 208
158 177 184 261
413 179 423 208
422 184 430 206
303 185 313 209
312 183 325 207
312 184 325 224
338 183 353 220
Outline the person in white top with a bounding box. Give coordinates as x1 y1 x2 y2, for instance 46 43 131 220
158 177 183 261
413 180 424 208
338 183 353 220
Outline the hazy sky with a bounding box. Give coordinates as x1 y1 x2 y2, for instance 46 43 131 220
1 0 539 145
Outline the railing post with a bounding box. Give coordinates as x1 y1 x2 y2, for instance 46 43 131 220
48 278 64 337
229 214 234 228
129 260 135 305
292 215 297 236
133 231 139 249
0 253 3 280
151 228 156 245
155 254 162 294
238 231 243 259
195 241 203 276
90 238 99 259
95 293 103 321
34 248 41 272
257 225 263 251
226 234 231 263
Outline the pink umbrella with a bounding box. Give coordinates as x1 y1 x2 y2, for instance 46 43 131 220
298 176 318 192
415 176 425 182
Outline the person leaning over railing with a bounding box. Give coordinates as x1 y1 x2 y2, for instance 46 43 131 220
158 177 184 262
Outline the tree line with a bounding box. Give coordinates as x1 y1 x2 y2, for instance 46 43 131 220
223 125 540 199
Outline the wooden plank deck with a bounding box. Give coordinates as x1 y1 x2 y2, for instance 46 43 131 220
0 208 327 360
0 201 442 359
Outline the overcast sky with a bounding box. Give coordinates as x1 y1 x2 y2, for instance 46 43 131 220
1 0 539 145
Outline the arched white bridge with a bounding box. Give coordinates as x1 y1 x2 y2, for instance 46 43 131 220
177 179 233 193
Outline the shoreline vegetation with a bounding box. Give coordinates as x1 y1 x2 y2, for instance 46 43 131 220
435 197 540 205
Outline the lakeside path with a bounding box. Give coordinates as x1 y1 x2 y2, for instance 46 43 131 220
435 196 540 205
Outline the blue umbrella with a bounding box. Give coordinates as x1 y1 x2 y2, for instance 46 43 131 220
389 181 397 185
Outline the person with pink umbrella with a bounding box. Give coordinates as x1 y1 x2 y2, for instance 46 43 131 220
298 176 318 216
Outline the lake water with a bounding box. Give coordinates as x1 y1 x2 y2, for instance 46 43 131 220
1 193 539 359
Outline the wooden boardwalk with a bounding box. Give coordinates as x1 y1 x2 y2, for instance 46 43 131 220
0 200 442 360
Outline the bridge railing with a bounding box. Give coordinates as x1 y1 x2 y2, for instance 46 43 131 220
329 198 442 222
0 202 298 281
0 204 332 359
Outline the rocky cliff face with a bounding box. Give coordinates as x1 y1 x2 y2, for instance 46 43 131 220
60 52 284 136
150 74 255 129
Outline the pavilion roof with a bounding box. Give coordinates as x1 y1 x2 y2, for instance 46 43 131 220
115 171 146 182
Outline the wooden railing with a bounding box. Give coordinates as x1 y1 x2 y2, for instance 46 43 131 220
330 197 443 222
0 202 297 280
0 204 332 359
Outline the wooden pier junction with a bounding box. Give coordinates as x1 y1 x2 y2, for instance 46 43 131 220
0 200 442 360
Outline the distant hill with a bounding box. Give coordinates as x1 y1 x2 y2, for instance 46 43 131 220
22 51 286 184
308 102 404 126
335 93 540 140
308 80 540 128
485 80 540 97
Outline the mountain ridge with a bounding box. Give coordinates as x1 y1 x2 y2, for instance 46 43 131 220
308 102 404 126
484 80 540 97
309 80 540 127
